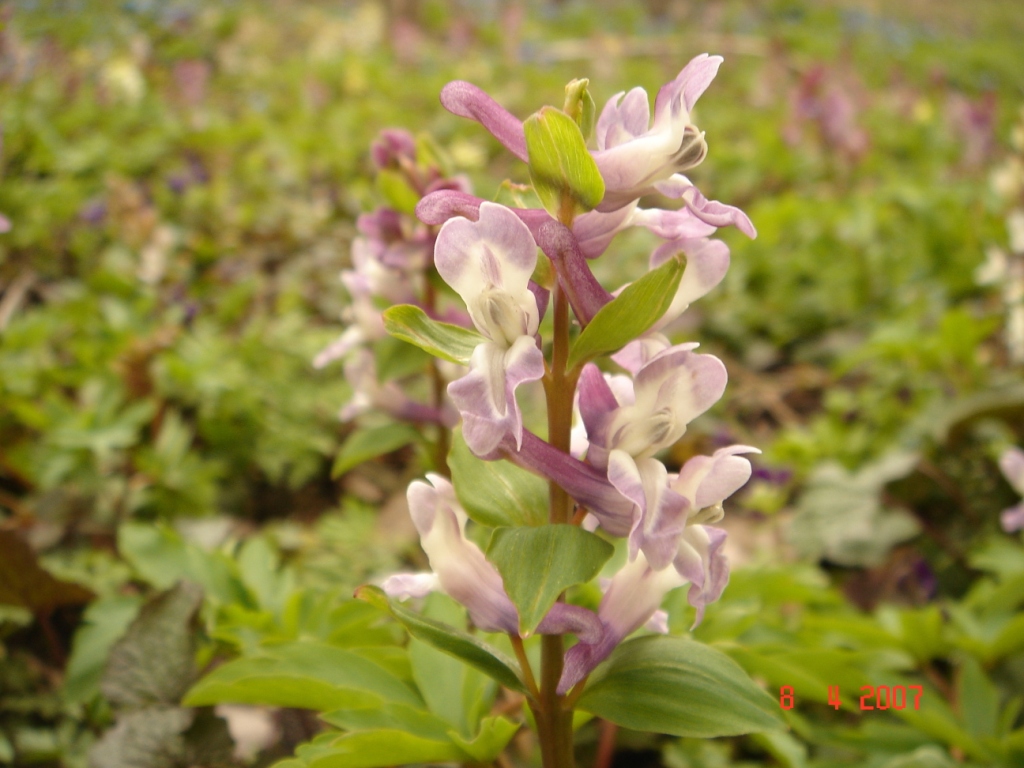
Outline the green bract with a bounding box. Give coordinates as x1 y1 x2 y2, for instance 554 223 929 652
382 305 484 365
449 427 548 527
524 106 605 223
487 525 614 635
567 254 685 369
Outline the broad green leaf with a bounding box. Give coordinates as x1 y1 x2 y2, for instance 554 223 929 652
102 582 203 708
0 530 95 612
957 656 999 739
524 106 604 222
118 523 249 606
184 640 421 711
320 702 452 742
449 427 547 527
331 423 420 478
567 256 684 370
292 729 467 768
487 525 613 634
408 594 497 737
578 636 783 737
382 305 483 364
726 646 868 712
237 536 294 614
64 594 142 703
355 586 526 694
989 613 1024 660
449 716 520 761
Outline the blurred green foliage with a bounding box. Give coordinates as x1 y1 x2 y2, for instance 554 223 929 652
1 0 1024 766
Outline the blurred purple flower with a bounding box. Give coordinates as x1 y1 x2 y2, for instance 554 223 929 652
998 447 1024 533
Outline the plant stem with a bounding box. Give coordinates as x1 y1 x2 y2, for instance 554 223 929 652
533 279 576 768
424 276 451 477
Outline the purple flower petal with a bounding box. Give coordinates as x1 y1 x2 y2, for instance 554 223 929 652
558 552 686 693
596 87 652 151
448 338 544 456
535 220 614 325
999 447 1024 495
440 81 528 162
406 475 520 634
653 54 723 126
382 572 439 599
1001 502 1024 533
673 445 759 522
673 525 729 628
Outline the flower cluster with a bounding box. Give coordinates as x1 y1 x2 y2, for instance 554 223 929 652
315 129 466 426
382 55 756 694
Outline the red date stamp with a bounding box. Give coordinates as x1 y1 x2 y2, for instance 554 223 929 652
779 684 923 710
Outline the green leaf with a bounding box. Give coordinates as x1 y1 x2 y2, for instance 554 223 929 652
320 702 453 742
292 729 467 768
184 640 420 711
331 424 420 478
408 594 498 737
355 586 526 694
578 636 784 737
524 106 604 222
118 523 249 606
448 716 519 761
725 646 868 712
957 656 999 739
64 594 143 703
449 427 547 527
101 582 203 709
487 525 613 634
382 304 483 364
567 255 685 369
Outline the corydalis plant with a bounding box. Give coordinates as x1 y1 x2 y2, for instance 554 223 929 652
317 129 468 473
357 55 782 768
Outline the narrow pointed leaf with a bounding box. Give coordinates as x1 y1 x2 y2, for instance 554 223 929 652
578 636 784 737
382 304 483 365
183 640 421 711
294 729 467 768
567 255 684 370
487 525 613 635
524 106 605 222
355 586 526 694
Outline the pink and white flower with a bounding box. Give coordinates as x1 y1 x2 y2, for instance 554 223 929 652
435 202 545 456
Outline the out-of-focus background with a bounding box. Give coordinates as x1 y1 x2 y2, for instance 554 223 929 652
1 1 1023 766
